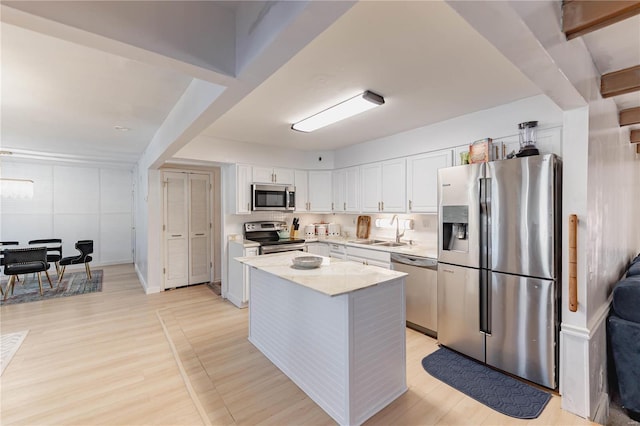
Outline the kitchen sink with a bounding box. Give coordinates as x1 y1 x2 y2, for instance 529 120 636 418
347 239 386 245
374 241 407 247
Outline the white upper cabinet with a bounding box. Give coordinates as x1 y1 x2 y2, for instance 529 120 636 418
361 163 381 212
332 166 360 213
294 170 309 212
361 159 406 213
407 150 453 213
252 166 294 184
307 170 333 213
232 164 252 214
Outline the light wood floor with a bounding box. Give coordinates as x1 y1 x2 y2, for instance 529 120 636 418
0 264 594 426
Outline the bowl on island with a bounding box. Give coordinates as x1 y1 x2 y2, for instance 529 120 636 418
291 256 323 269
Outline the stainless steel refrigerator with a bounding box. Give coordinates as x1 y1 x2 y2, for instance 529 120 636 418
437 154 561 389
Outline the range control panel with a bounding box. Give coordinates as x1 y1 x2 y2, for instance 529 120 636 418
244 221 285 232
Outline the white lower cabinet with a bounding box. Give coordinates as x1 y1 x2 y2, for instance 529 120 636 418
328 242 346 260
306 242 330 257
346 246 391 269
227 240 259 308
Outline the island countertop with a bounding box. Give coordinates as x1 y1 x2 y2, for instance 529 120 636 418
236 251 407 297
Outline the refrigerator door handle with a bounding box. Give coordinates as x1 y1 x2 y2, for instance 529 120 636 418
479 178 489 269
480 269 491 334
486 178 492 268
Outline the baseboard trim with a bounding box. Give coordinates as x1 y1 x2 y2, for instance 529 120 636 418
559 299 612 421
134 263 148 293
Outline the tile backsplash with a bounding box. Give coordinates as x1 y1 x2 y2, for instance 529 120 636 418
226 212 438 245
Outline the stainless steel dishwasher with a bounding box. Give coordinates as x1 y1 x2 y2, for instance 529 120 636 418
391 253 438 337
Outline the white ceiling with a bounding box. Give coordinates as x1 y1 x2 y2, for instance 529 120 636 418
1 1 637 163
202 1 541 151
1 22 192 163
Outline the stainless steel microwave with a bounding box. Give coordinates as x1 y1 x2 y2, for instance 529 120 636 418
252 184 295 211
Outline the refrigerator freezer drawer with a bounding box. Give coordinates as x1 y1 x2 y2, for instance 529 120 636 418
437 263 484 362
485 272 557 388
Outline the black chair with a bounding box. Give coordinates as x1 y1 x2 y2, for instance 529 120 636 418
0 241 20 295
28 239 62 275
58 240 93 282
3 247 53 300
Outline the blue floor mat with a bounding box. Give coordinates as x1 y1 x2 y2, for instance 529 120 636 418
422 347 551 419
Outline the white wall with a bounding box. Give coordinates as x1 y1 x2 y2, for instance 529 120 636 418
175 134 335 170
584 97 640 417
334 95 563 168
1 158 133 266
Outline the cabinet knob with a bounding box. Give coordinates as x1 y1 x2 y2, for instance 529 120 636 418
331 202 334 211
409 200 412 210
381 201 384 211
344 202 346 211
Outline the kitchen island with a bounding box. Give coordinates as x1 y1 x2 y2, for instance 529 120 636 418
236 252 408 426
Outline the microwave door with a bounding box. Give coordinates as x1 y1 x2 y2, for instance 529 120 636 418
252 184 293 211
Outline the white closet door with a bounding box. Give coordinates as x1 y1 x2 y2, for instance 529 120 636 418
189 174 211 284
164 172 189 288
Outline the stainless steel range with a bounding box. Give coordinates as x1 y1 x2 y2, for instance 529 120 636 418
244 221 307 254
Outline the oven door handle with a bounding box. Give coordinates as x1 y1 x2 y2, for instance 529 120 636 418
260 244 307 255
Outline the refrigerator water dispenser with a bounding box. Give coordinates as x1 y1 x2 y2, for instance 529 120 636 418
442 205 469 252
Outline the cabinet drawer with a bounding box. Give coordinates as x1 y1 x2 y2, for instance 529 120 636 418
346 246 390 263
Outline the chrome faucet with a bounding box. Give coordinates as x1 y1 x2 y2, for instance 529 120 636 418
390 215 405 243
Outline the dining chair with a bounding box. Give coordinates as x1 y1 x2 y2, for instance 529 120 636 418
0 241 20 294
28 239 63 275
58 240 93 283
3 247 52 300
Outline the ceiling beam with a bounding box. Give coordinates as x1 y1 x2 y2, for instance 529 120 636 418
620 107 640 126
601 65 640 98
562 0 640 40
631 129 640 144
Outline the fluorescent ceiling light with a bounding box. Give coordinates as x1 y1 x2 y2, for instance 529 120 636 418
292 91 385 132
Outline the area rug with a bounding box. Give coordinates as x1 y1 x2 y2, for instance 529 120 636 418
421 347 551 419
1 330 29 375
0 270 102 306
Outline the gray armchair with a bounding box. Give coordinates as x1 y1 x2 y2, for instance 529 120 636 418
608 254 640 421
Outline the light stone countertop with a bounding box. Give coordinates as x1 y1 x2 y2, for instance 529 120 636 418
229 238 260 248
235 251 407 297
305 237 438 259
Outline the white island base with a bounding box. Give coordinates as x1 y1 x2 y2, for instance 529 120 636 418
246 258 407 426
